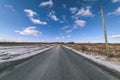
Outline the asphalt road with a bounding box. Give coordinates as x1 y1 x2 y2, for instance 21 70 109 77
0 46 119 80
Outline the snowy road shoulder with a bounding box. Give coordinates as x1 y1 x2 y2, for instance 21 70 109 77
63 45 120 74
0 46 54 63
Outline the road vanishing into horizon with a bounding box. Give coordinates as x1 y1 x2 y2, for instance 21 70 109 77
0 46 119 80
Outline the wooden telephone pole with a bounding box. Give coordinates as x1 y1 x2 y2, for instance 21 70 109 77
100 5 110 57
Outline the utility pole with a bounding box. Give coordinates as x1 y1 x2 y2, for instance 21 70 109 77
100 5 110 57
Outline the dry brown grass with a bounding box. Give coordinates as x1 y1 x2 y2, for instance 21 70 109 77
64 43 120 58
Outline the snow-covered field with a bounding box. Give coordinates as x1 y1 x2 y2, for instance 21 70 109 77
0 46 53 62
64 46 120 73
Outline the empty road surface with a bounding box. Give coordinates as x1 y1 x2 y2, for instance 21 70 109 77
0 46 119 80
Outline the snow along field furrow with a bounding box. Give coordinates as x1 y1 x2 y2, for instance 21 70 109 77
0 46 52 62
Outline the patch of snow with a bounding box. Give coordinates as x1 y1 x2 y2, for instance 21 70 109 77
0 46 54 63
63 46 120 73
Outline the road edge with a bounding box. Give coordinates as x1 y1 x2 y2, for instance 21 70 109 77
0 46 55 74
0 46 55 63
62 45 120 79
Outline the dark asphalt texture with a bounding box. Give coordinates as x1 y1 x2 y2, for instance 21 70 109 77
0 46 119 80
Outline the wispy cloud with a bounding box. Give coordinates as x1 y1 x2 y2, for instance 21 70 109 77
108 7 120 15
56 37 59 40
24 9 47 25
73 20 86 29
83 0 96 1
59 21 64 23
4 4 15 11
62 26 69 30
56 36 65 40
39 0 53 7
62 4 67 9
110 34 120 38
30 18 47 25
0 38 36 42
72 6 93 19
70 7 78 14
56 35 71 40
15 26 41 36
62 15 68 23
112 0 120 3
67 35 71 38
48 10 59 21
66 30 72 33
61 36 65 39
76 6 93 17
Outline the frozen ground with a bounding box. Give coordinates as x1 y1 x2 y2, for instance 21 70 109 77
64 46 120 73
0 46 53 63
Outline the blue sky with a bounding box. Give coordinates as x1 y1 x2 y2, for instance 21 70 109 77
0 0 120 43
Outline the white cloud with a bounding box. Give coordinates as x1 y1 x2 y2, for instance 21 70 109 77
74 20 86 28
56 36 65 40
108 7 120 15
56 37 59 40
24 9 47 25
30 17 47 25
70 7 78 14
39 0 53 7
4 4 15 11
50 15 59 21
15 26 41 36
62 26 69 30
76 6 93 17
67 35 71 38
24 9 37 17
0 38 35 42
56 35 71 40
66 30 72 33
112 0 120 3
59 21 64 23
48 10 59 21
110 34 120 38
73 6 93 19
